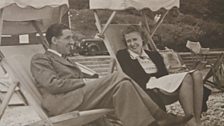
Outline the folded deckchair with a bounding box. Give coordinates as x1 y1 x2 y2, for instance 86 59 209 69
0 44 113 126
186 41 224 91
203 53 224 91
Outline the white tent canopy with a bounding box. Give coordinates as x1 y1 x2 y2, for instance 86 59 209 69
0 0 69 35
90 0 179 10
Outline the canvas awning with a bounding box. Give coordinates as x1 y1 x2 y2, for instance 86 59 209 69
0 0 69 35
90 0 179 11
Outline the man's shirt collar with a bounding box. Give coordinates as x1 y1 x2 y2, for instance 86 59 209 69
47 49 62 57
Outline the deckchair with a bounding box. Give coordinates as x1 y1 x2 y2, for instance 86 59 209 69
90 0 180 53
102 24 214 111
0 0 115 124
89 0 181 73
0 44 113 126
89 0 212 112
103 24 186 73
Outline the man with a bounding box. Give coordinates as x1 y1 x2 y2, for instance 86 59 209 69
31 23 192 126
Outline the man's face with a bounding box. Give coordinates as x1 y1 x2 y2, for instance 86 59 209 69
124 31 143 54
54 29 75 55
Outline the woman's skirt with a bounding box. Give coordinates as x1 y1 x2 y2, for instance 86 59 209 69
146 71 194 93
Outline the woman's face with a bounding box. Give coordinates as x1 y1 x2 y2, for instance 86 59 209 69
124 31 143 54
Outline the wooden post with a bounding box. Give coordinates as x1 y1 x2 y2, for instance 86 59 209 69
94 11 102 33
31 21 49 50
143 14 158 51
150 10 169 37
94 11 122 72
68 11 72 29
0 9 3 45
101 11 116 35
143 10 169 51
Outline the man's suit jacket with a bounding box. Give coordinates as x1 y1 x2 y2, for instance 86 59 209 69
31 51 86 116
116 49 169 90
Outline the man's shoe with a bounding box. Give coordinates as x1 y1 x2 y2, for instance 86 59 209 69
157 114 193 126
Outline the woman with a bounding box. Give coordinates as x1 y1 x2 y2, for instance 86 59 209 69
116 25 203 126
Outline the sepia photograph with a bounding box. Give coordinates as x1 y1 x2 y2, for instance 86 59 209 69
0 0 224 126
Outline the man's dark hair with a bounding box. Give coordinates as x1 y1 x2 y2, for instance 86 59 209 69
46 23 69 45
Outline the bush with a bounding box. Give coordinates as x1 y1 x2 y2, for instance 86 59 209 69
155 23 201 51
69 0 89 9
70 9 224 52
199 22 224 48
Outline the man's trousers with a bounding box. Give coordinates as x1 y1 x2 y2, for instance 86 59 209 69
77 72 160 126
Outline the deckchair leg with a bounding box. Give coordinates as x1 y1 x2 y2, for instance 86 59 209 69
203 68 213 84
0 82 19 119
15 90 28 105
109 58 116 73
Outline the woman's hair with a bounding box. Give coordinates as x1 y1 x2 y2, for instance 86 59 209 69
122 25 148 46
46 23 69 45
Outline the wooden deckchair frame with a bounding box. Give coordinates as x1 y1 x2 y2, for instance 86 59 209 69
98 24 185 74
92 10 170 72
100 24 216 107
0 2 116 125
93 10 169 53
0 4 115 124
0 44 47 119
0 45 114 126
